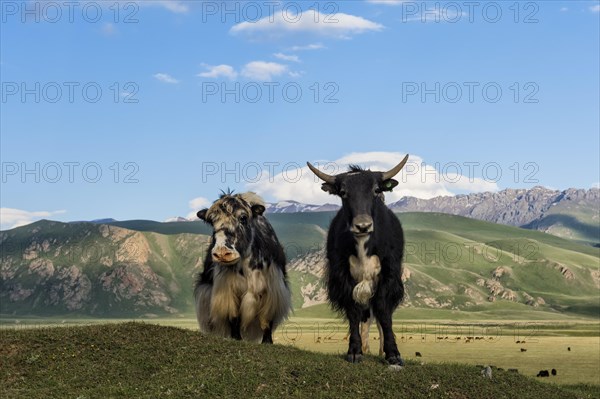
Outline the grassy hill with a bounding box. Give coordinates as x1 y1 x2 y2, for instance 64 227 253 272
277 212 600 318
1 323 597 399
0 220 208 316
1 213 598 318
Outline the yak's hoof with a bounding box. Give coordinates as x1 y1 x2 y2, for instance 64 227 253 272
387 355 404 366
346 353 363 363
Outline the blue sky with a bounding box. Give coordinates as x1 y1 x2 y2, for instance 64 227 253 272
1 0 599 228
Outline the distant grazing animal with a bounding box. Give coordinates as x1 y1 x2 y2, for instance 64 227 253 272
537 370 550 377
568 347 571 351
482 366 492 379
194 192 291 343
307 155 409 365
415 352 422 357
551 369 557 376
520 348 527 352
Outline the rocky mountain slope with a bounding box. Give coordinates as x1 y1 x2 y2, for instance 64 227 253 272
389 187 599 243
2 213 597 318
274 187 600 244
265 200 340 213
0 221 207 316
163 187 599 244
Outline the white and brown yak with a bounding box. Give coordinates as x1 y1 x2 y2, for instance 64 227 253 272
194 192 291 343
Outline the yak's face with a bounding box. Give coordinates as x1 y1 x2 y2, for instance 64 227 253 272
197 193 265 265
323 169 398 237
306 155 408 239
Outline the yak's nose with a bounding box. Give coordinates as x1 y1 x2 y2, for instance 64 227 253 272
354 221 373 233
352 215 373 235
212 247 239 264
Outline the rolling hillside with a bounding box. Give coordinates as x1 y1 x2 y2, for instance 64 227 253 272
1 213 598 318
1 323 597 399
0 221 208 316
281 212 600 317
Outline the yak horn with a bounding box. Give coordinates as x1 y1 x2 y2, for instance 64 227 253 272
306 162 335 184
382 154 409 181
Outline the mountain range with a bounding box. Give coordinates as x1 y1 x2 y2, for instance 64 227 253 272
165 187 599 245
1 209 598 318
1 186 597 318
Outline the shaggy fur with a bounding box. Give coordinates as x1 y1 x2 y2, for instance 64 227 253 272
194 192 291 343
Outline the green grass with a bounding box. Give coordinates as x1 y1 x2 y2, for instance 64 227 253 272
1 322 598 398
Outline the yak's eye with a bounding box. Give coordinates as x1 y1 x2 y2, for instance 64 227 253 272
339 189 348 198
374 187 382 195
239 215 248 224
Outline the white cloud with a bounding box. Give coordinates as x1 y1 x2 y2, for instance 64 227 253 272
197 64 238 80
590 5 600 12
0 208 66 230
241 61 288 81
591 182 600 189
101 22 117 36
560 7 569 12
289 43 325 51
186 197 212 220
247 152 498 205
153 73 180 84
189 197 211 210
274 53 301 63
197 61 294 81
230 10 383 40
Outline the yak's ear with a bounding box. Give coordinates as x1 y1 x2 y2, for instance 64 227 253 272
321 183 338 195
251 204 265 216
197 209 209 222
380 179 399 192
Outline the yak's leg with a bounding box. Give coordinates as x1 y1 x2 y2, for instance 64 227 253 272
360 308 372 354
261 320 274 344
373 304 403 365
229 316 242 340
346 306 363 363
377 319 384 356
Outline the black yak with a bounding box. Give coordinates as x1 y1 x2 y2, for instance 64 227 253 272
307 155 409 365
